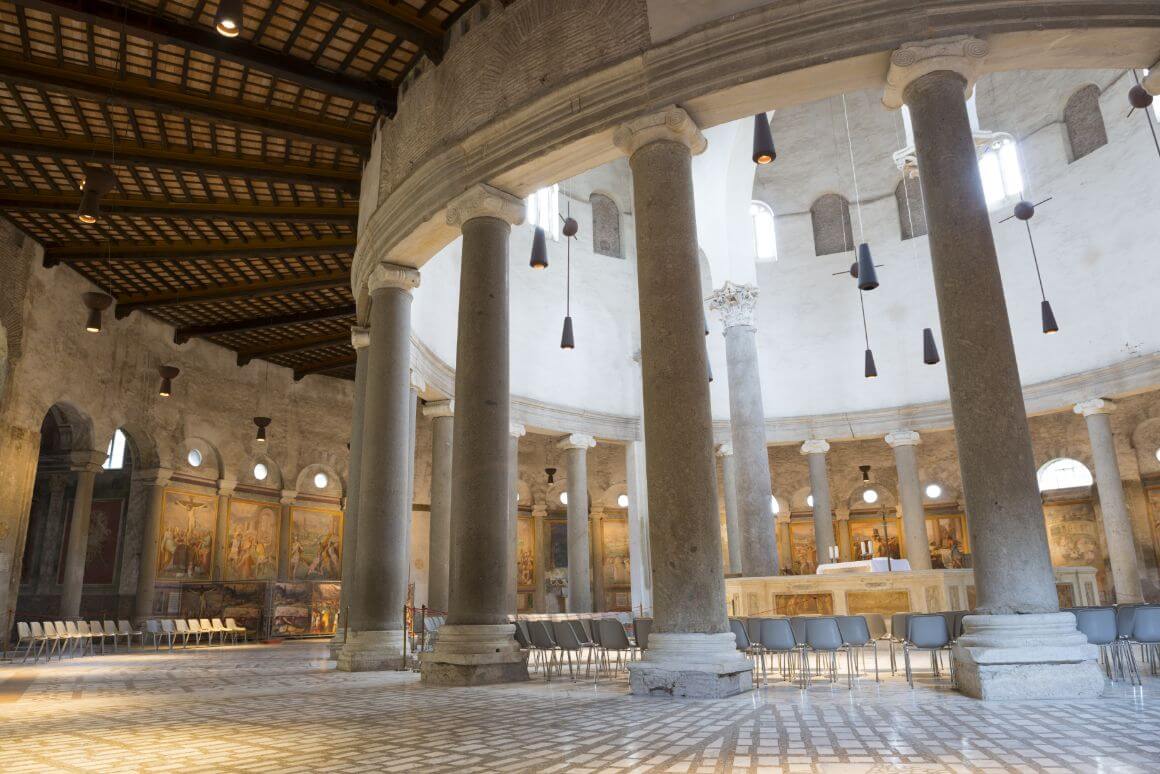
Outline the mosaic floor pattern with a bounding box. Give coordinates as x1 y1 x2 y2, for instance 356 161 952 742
1 641 1158 772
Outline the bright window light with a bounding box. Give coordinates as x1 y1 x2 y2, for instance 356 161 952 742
253 462 269 481
527 184 560 240
559 491 568 505
805 494 814 508
862 489 879 504
1155 448 1160 464
1037 458 1093 491
979 138 1023 209
187 448 203 468
769 495 779 515
103 428 127 470
750 200 777 262
313 472 328 489
617 493 629 508
925 483 943 499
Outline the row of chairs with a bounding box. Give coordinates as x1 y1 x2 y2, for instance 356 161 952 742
513 617 641 681
142 618 248 650
1066 604 1160 685
14 620 140 663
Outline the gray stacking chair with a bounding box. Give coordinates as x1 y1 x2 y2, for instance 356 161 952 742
757 618 800 684
730 618 755 656
527 620 559 678
568 619 597 669
225 618 247 642
102 620 121 651
888 613 911 673
745 617 764 646
40 621 66 660
803 617 850 689
199 618 218 645
15 622 39 663
598 618 634 674
513 620 531 650
87 621 108 653
1128 605 1160 676
903 614 951 688
1074 607 1138 684
116 620 142 649
836 615 878 682
67 621 93 656
632 617 651 652
552 620 590 679
172 619 192 647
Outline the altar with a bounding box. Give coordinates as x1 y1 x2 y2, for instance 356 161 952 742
725 566 1099 618
816 558 912 574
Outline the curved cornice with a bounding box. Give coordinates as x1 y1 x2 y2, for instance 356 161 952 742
354 1 1160 301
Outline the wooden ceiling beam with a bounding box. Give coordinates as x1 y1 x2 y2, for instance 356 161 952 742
293 353 356 380
0 129 361 192
173 303 355 343
114 269 350 318
340 1 445 62
235 332 350 366
13 0 394 107
0 52 370 148
0 191 357 222
43 235 356 266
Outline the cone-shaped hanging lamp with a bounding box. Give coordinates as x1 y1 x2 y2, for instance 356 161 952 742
752 112 776 165
529 226 549 269
77 167 116 224
215 0 243 37
856 243 879 291
560 315 575 350
922 328 941 365
253 416 271 443
1041 300 1059 334
82 291 113 333
158 365 180 397
864 348 878 379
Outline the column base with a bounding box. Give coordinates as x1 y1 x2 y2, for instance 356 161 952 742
952 613 1104 700
327 631 346 660
627 632 753 698
335 629 405 672
420 624 528 686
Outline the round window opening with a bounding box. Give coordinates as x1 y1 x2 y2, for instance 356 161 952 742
617 494 629 508
925 483 942 499
253 462 269 481
1155 448 1160 464
559 491 568 505
862 489 879 504
313 472 328 489
187 448 203 468
805 494 814 508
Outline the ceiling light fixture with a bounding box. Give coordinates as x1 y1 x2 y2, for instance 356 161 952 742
839 94 880 379
253 416 271 444
1127 72 1160 160
81 291 113 333
560 204 578 350
77 167 116 224
545 467 556 485
214 0 243 38
158 365 180 397
530 226 549 269
922 327 941 365
752 112 776 165
1003 198 1058 334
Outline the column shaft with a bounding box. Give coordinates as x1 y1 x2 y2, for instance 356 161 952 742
133 471 172 622
625 440 653 616
718 448 742 574
886 433 932 570
801 443 836 564
425 406 454 613
506 428 522 615
563 442 593 612
60 464 99 619
336 331 370 643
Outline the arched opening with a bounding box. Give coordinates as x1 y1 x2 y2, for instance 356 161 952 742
749 200 777 261
1063 84 1108 162
810 193 853 256
1037 458 1094 491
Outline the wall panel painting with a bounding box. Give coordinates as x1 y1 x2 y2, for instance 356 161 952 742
516 516 535 590
788 521 818 574
273 581 340 636
157 489 216 580
289 507 342 580
926 514 968 568
848 518 901 560
602 518 631 611
846 590 910 616
226 499 279 580
774 593 833 616
58 498 124 585
1044 501 1110 602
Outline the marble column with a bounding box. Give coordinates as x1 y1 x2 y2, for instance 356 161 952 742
590 506 606 611
709 282 777 576
278 489 296 579
1074 399 1143 603
338 261 420 673
35 475 69 594
835 507 852 562
716 444 743 574
60 450 105 619
885 431 932 570
0 423 40 645
213 478 237 580
332 326 371 655
507 422 525 615
615 106 752 697
558 433 595 613
133 467 173 622
531 501 548 612
405 371 423 583
886 37 1101 699
424 400 454 613
625 440 653 616
422 184 527 686
800 440 836 565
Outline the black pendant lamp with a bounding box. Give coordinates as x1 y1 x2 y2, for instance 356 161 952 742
158 365 180 397
253 416 271 444
559 206 578 349
752 112 776 165
77 167 116 224
560 315 575 349
855 243 879 291
1007 198 1059 335
864 348 878 379
81 291 113 333
1041 300 1059 335
922 328 941 365
529 226 549 269
214 0 243 37
545 467 556 485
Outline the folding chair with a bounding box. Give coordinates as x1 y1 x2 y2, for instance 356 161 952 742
225 618 248 642
15 622 40 663
199 618 218 645
211 618 234 644
173 619 193 647
117 620 143 649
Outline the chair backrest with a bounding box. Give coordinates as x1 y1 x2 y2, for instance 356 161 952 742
199 618 213 631
78 621 93 635
187 619 201 632
939 611 956 640
527 620 556 649
632 618 651 650
759 618 796 652
45 621 61 635
906 614 950 648
864 613 887 639
745 617 764 644
568 620 592 646
174 619 189 633
729 618 751 650
31 621 46 637
836 615 871 646
17 621 31 638
552 620 582 650
1116 605 1138 639
1130 606 1160 644
65 621 80 635
788 617 810 646
88 621 104 636
805 617 844 650
226 618 239 629
599 618 632 650
890 613 910 640
1073 607 1117 646
512 621 530 648
950 610 969 640
104 621 118 636
146 620 160 633
117 620 132 634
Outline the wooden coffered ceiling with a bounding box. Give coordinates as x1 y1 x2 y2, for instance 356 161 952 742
0 0 477 381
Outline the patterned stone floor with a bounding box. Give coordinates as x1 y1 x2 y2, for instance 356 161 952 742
1 640 1158 772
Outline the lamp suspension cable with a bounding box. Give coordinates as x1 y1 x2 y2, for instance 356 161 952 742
894 111 940 365
1129 70 1160 160
841 94 867 244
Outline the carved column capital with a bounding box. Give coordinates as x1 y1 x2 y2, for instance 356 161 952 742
613 105 707 157
445 183 525 228
132 467 174 488
885 430 922 448
715 442 733 458
557 433 595 451
1074 398 1114 418
707 281 759 330
882 35 990 109
366 262 421 295
69 449 107 474
423 399 455 419
410 369 427 393
800 439 830 456
510 423 527 439
217 478 238 497
351 326 371 349
280 489 298 505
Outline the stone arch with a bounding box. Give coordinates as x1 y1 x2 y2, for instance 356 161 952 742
810 193 854 256
244 454 283 491
295 462 344 498
589 192 622 258
1063 84 1108 162
43 401 97 454
599 481 628 509
516 478 532 506
843 482 897 512
180 436 224 481
894 176 928 240
789 486 813 512
1131 416 1160 477
110 420 162 471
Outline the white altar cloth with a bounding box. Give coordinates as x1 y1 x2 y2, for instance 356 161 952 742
816 558 911 574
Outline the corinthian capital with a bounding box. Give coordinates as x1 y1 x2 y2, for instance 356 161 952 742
707 281 759 330
1074 398 1114 417
883 35 990 109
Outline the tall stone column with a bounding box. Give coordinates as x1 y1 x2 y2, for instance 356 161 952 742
36 475 69 594
332 326 371 655
590 505 606 611
716 444 743 574
277 489 296 579
886 37 1101 699
60 450 105 619
885 431 932 570
424 400 454 613
507 422 525 615
1074 399 1143 603
0 423 40 645
338 261 421 672
800 440 836 565
835 507 852 562
709 282 777 576
213 479 237 580
422 184 527 686
615 106 752 697
133 467 173 622
558 433 595 613
625 440 653 616
531 501 548 612
405 371 423 581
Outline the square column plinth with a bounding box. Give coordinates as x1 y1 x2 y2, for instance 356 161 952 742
952 613 1105 700
335 629 405 672
420 624 529 686
628 633 753 698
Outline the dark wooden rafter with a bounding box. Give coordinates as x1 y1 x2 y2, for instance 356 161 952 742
1 191 356 221
339 1 445 63
173 303 356 344
235 332 350 366
113 269 350 318
43 235 356 266
13 0 395 107
0 129 361 192
293 353 356 380
0 52 371 149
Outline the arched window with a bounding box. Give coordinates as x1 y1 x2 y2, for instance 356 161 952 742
1037 458 1094 491
1064 85 1108 162
590 193 622 258
979 137 1024 209
527 184 560 240
103 428 127 470
750 200 777 262
810 194 853 257
894 177 927 240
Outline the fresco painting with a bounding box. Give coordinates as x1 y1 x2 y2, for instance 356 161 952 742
289 508 342 580
157 489 216 580
226 499 279 580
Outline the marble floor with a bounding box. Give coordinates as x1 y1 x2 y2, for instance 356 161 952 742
1 641 1158 773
